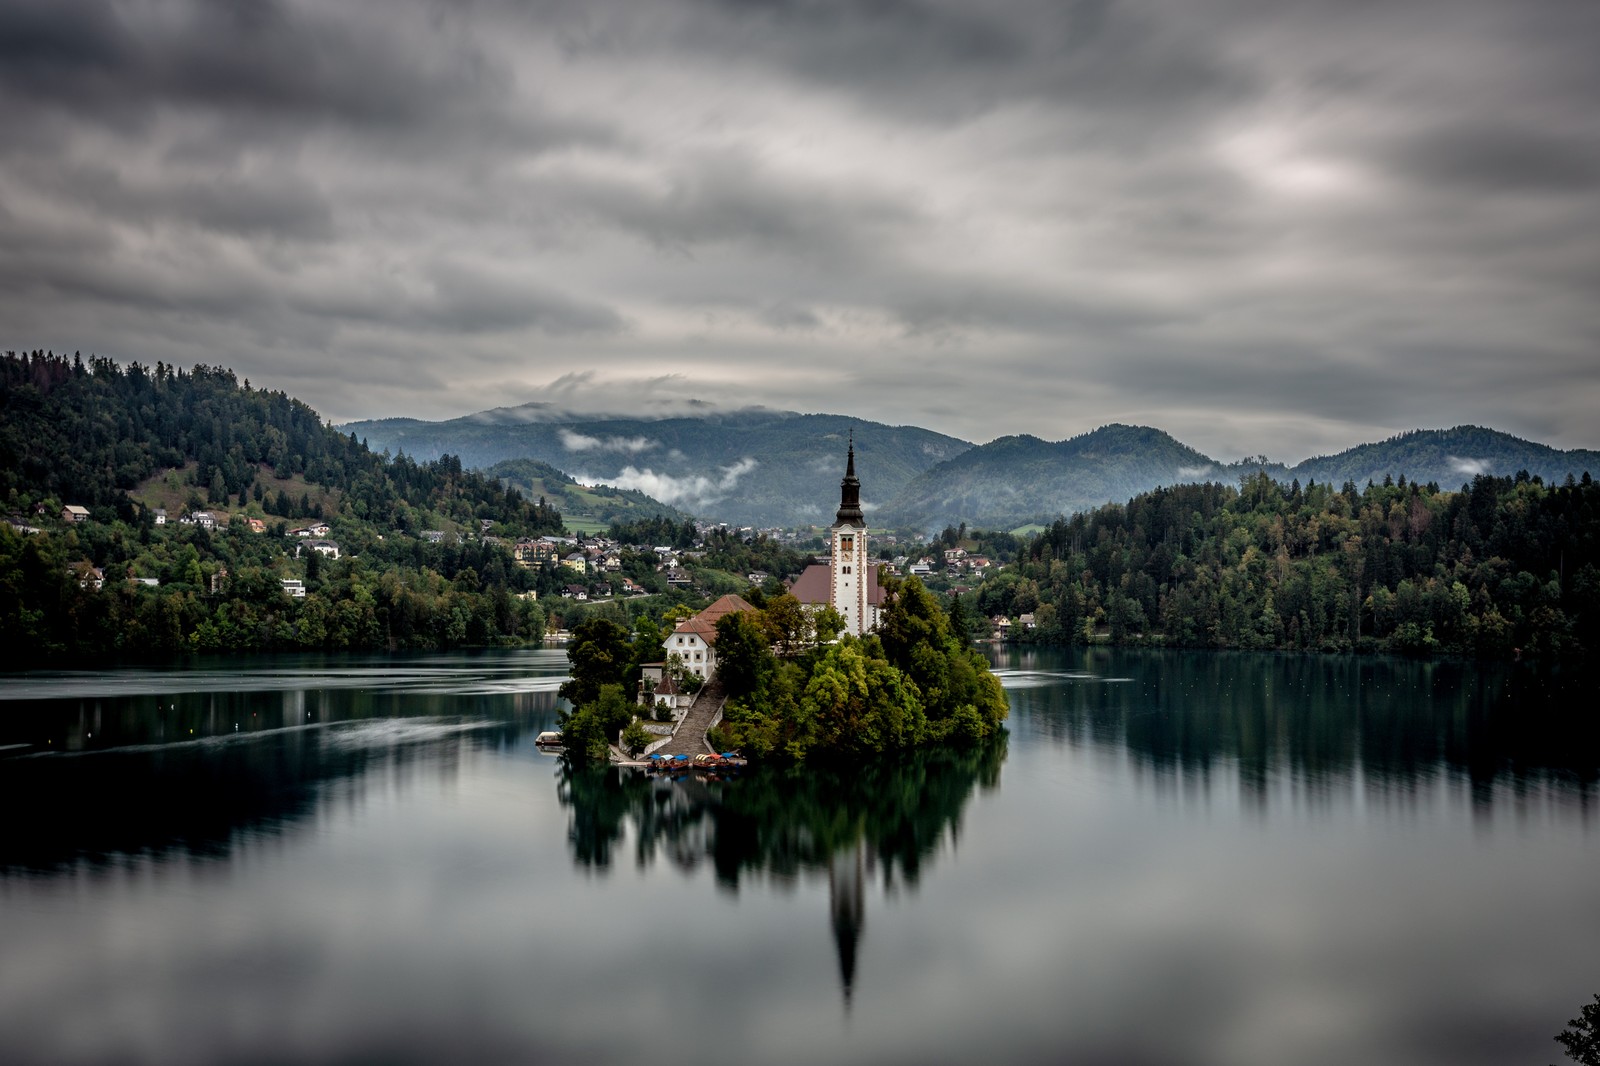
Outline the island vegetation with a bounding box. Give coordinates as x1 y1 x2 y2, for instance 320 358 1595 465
554 575 1008 764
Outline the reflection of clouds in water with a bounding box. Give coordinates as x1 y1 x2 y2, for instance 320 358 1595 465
401 676 567 696
994 669 1132 689
21 717 496 759
319 718 496 751
2 656 571 701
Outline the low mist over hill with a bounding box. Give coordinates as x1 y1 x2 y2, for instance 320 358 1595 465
345 404 1600 532
343 408 972 528
482 457 687 531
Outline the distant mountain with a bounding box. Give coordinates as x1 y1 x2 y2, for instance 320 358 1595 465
483 457 687 530
1281 427 1600 493
882 424 1600 531
342 409 972 528
344 401 1600 532
881 424 1222 530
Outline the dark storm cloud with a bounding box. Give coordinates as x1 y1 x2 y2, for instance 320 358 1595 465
1 0 1596 459
1376 120 1600 195
674 0 1249 130
0 0 497 129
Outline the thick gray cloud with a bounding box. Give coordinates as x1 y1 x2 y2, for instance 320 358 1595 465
2 0 1596 460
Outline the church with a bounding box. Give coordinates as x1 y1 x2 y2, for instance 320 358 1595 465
787 434 885 636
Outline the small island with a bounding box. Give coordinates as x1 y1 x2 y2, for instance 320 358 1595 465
557 440 1009 763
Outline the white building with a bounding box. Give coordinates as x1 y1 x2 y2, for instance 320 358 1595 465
661 593 758 681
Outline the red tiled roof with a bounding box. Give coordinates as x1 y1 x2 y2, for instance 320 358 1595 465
787 562 887 605
671 593 758 644
787 563 831 604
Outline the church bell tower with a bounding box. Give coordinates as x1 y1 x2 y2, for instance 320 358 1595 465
830 432 869 635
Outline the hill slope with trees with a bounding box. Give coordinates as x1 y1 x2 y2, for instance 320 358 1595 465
971 470 1599 658
1 351 574 659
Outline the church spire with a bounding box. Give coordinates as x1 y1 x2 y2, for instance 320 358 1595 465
836 431 864 527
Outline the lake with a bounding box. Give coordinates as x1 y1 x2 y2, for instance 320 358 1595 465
2 647 1597 1066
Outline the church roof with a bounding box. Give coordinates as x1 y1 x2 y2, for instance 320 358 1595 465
788 563 887 606
787 563 831 605
835 434 865 527
670 593 758 644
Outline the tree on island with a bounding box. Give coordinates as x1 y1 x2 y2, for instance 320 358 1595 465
1556 993 1600 1065
712 574 1007 761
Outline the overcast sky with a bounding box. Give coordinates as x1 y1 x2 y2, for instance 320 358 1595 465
3 0 1597 461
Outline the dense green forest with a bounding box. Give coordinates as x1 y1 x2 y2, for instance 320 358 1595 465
0 351 584 659
971 471 1599 658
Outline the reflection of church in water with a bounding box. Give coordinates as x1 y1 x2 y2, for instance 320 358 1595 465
828 839 869 1006
560 742 1007 1009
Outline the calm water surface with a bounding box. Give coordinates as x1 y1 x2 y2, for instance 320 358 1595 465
2 647 1597 1066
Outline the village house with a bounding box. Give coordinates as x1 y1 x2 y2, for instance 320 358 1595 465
153 508 167 525
562 585 588 601
245 517 266 534
288 522 330 538
663 567 693 588
70 562 104 590
62 504 90 523
636 667 693 718
662 593 759 681
281 579 306 599
561 552 588 575
298 539 341 559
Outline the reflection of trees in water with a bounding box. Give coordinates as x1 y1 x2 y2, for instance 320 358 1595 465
0 701 545 874
558 737 1007 1000
1008 648 1599 805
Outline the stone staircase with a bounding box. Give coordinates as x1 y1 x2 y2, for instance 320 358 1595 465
654 674 728 757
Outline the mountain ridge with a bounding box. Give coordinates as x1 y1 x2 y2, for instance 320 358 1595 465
882 423 1600 529
341 405 1599 531
342 409 973 527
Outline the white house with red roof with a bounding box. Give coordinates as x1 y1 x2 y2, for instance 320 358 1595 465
662 592 758 681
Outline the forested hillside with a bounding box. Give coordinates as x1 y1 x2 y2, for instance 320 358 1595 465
1 351 576 659
972 471 1599 658
882 424 1217 529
